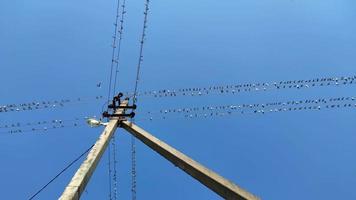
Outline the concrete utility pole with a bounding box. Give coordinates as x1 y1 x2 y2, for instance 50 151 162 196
59 100 128 200
59 99 259 200
121 121 260 200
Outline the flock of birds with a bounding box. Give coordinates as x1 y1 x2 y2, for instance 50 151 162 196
129 75 356 98
144 95 356 120
1 74 355 134
0 96 103 113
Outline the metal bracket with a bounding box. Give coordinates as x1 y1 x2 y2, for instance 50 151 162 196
102 111 135 119
103 93 136 119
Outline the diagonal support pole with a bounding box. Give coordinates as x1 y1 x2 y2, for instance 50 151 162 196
120 121 260 200
58 100 128 200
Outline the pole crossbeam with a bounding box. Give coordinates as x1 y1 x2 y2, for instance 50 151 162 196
120 121 260 200
59 100 128 200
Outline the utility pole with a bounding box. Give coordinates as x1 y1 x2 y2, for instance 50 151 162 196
121 121 260 200
59 97 259 200
59 100 128 200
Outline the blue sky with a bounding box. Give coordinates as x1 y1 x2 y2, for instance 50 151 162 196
1 0 356 199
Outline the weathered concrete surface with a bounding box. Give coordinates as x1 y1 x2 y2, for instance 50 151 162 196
59 101 128 200
121 121 260 200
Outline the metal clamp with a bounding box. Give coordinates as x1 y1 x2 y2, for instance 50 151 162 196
103 92 137 119
102 111 135 119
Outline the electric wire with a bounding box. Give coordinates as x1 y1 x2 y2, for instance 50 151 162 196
2 95 355 134
108 1 126 196
106 0 125 198
130 2 150 199
139 95 356 121
0 96 103 114
125 74 356 99
2 75 354 115
0 115 97 129
108 139 113 200
28 144 94 200
0 114 102 134
1 75 354 115
0 117 84 129
107 0 122 110
113 0 127 96
0 122 86 135
3 96 355 134
131 135 137 200
112 135 119 200
132 0 150 105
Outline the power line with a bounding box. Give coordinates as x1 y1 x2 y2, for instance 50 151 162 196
107 0 122 109
0 109 105 135
108 138 113 200
112 135 119 200
28 144 94 200
0 121 86 135
0 117 85 129
132 0 150 105
106 0 126 198
139 95 356 121
2 74 354 115
145 96 355 115
131 1 150 199
125 75 356 99
0 95 103 114
2 95 355 134
3 95 355 134
131 135 137 200
113 0 127 96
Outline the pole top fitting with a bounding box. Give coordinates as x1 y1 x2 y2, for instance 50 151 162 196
103 92 137 120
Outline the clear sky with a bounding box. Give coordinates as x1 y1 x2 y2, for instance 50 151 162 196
1 0 356 199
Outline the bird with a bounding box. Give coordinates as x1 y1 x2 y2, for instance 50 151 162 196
97 82 102 88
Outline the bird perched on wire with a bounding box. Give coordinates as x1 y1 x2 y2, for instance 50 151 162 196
97 82 102 88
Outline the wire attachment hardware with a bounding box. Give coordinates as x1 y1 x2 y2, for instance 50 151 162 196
103 93 136 119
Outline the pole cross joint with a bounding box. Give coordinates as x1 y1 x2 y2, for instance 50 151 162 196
103 93 137 120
